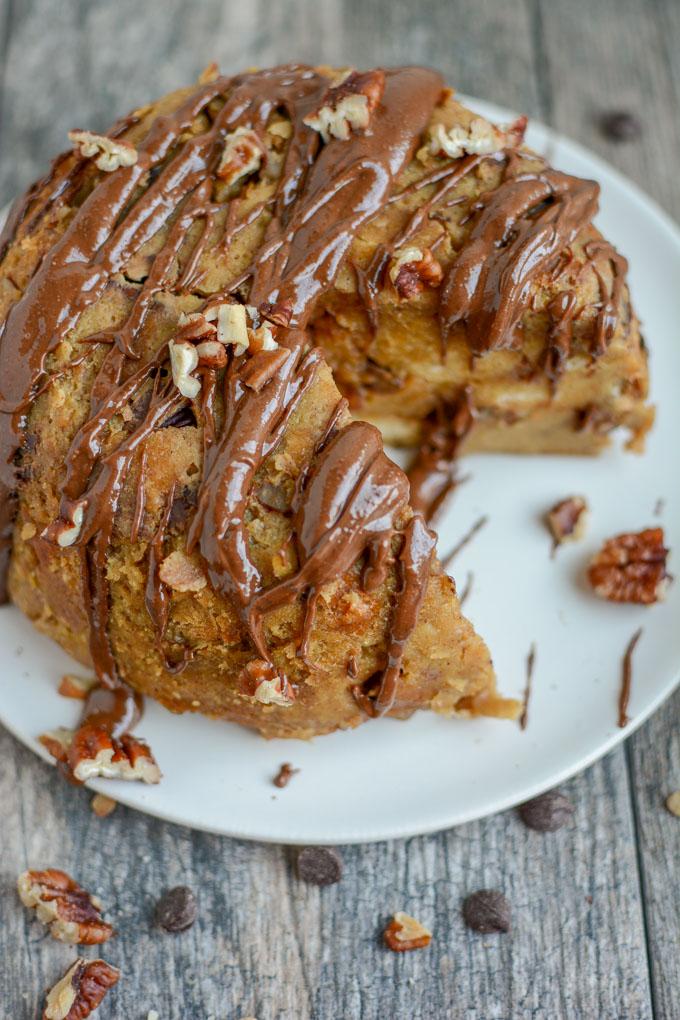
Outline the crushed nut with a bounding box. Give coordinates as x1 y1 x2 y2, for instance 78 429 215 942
217 126 265 187
198 61 219 85
665 791 680 817
91 793 117 818
240 659 295 707
17 869 113 945
40 725 162 784
383 912 432 952
389 246 443 300
304 69 385 142
204 302 250 354
196 339 228 369
68 129 138 172
175 310 218 344
50 502 85 548
58 674 98 700
158 549 207 592
427 113 527 160
588 527 669 604
259 299 293 327
169 340 200 399
248 322 278 353
42 957 119 1020
546 496 588 549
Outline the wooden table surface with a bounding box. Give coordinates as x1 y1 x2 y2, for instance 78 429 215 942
1 1 678 1017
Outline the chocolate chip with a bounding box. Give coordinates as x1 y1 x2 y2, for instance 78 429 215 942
462 889 511 934
154 886 198 932
518 790 574 832
598 110 641 142
296 846 343 886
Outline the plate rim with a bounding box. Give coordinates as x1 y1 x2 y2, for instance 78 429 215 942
1 97 679 844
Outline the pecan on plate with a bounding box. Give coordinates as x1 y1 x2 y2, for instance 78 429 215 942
42 958 119 1020
588 527 669 604
546 496 588 550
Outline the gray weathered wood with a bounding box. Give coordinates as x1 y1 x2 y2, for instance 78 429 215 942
0 1 678 1017
0 726 654 1019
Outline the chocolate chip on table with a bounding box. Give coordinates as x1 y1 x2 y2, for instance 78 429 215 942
296 846 343 886
155 886 198 932
598 110 642 142
462 890 511 934
518 790 574 832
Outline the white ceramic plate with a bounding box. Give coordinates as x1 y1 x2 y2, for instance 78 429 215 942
1 98 678 844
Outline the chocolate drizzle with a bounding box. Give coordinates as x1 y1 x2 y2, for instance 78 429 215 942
0 64 445 727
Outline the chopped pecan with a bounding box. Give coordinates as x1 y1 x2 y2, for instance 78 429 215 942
17 869 113 945
217 126 265 187
40 725 162 784
304 69 385 142
58 674 98 700
158 549 207 592
196 339 228 369
383 912 432 952
175 310 218 344
204 302 249 354
259 299 293 327
247 321 279 353
427 114 526 160
68 129 137 172
588 527 669 604
169 340 200 399
240 659 296 707
389 246 443 300
46 501 85 548
42 958 119 1020
90 793 117 818
546 496 588 549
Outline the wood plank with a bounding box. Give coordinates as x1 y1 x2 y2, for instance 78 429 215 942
627 687 680 1020
0 0 668 1016
541 2 680 1016
537 0 680 219
0 725 653 1019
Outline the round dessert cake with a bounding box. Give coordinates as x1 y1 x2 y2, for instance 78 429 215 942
0 63 651 763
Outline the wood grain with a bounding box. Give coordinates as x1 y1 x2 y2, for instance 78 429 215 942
0 0 678 1017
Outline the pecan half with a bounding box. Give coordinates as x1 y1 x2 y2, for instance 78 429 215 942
304 69 385 142
546 496 588 549
389 246 443 300
588 527 669 604
68 129 137 172
40 725 162 784
217 127 265 187
18 869 113 945
383 912 432 952
42 958 119 1020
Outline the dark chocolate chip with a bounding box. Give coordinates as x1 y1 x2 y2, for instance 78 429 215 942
518 790 574 832
296 846 343 886
598 110 642 142
462 889 511 934
154 886 198 932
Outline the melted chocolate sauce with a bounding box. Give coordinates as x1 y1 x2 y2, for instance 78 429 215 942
0 64 446 725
